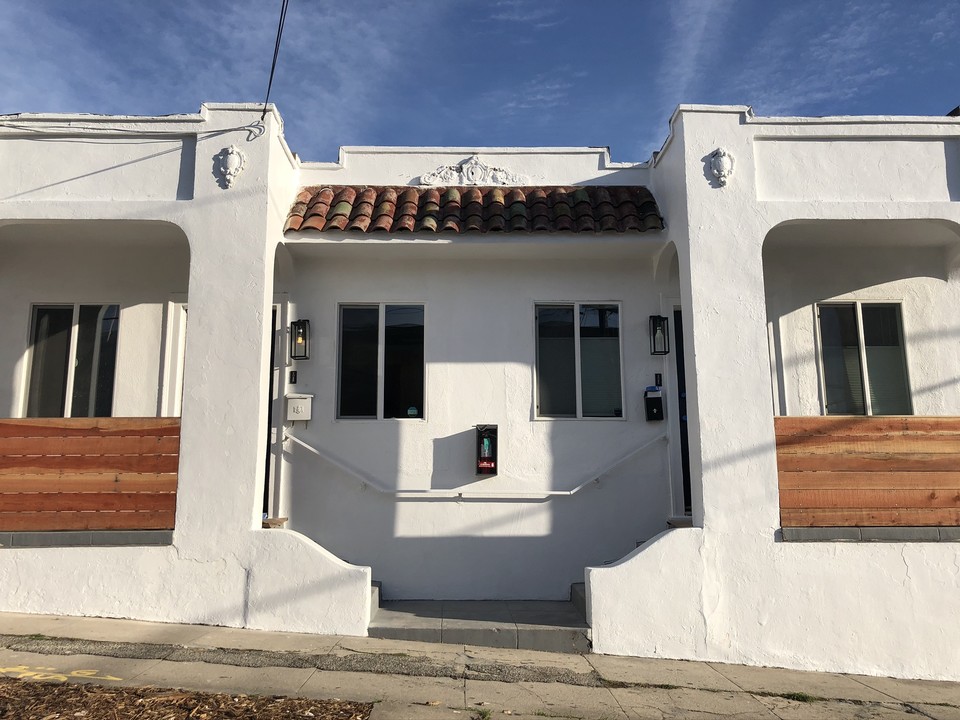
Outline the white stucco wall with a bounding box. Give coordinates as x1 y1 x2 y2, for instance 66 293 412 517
280 250 676 599
0 105 371 637
589 106 960 682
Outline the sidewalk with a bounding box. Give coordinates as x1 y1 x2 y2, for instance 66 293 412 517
0 612 958 719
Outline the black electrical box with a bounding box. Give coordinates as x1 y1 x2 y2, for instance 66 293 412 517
644 387 664 422
476 424 498 475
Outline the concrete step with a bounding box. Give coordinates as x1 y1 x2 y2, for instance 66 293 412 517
368 600 590 654
570 582 586 621
370 581 382 623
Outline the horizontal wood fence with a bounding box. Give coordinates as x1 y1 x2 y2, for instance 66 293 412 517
0 418 179 532
775 416 960 527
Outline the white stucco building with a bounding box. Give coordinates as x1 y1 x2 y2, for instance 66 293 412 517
1 103 958 681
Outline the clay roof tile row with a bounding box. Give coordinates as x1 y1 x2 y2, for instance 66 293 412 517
285 186 664 235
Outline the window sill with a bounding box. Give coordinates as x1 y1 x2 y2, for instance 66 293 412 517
534 416 628 422
780 527 960 543
0 530 173 549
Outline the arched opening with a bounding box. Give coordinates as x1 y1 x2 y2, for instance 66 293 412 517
0 220 191 535
762 218 960 530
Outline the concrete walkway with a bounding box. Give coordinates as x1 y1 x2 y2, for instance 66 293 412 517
0 612 958 719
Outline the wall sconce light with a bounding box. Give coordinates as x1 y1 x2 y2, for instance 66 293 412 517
649 315 670 355
290 319 310 360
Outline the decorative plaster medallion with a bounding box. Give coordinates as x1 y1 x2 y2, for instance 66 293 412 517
709 147 734 186
419 155 528 186
217 145 246 188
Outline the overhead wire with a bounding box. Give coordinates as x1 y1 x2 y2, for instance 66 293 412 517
261 0 291 121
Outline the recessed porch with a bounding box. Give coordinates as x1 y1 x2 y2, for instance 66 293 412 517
764 219 960 536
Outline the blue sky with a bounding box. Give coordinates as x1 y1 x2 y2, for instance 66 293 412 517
0 1 957 161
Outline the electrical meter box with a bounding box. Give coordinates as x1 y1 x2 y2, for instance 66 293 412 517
476 424 498 475
285 393 313 422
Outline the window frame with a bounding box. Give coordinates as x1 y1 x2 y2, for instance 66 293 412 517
533 300 626 420
335 301 426 421
814 300 912 416
22 301 122 418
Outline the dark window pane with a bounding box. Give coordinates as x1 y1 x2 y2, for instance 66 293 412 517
27 306 73 417
819 304 865 415
384 305 424 419
537 305 576 417
862 304 911 415
71 304 119 417
580 305 622 417
338 306 379 418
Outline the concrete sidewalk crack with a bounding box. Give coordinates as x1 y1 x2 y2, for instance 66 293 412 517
705 662 747 692
845 674 903 703
295 668 318 694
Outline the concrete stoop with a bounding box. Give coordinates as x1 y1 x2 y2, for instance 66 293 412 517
368 594 591 654
369 580 381 624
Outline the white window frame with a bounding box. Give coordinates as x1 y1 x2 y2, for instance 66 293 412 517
814 300 912 416
336 301 426 421
22 301 121 418
534 301 626 420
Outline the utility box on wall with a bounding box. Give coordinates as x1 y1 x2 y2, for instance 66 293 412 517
476 424 498 475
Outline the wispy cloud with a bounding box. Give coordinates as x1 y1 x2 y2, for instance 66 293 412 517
729 1 943 116
0 0 450 159
488 0 563 29
643 0 737 152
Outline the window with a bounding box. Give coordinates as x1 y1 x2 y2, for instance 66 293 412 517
26 304 120 418
535 303 623 418
338 304 424 419
817 302 911 416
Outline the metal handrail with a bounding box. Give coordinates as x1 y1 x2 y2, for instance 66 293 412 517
282 430 669 500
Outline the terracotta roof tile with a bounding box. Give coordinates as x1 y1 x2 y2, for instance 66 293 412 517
286 186 663 235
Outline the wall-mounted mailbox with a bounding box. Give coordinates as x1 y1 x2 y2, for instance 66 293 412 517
644 386 664 422
285 393 313 422
476 424 498 475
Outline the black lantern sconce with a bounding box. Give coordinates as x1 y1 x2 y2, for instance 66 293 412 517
290 319 310 360
649 315 670 355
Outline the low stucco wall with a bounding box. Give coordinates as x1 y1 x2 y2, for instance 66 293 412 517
0 530 371 636
587 528 960 681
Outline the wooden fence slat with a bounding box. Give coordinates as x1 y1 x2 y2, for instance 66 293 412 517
0 510 175 531
776 436 960 455
0 454 179 473
780 488 960 510
0 418 181 438
0 435 181 457
780 508 960 527
2 493 176 513
779 471 960 490
776 453 960 473
774 416 960 437
0 473 177 494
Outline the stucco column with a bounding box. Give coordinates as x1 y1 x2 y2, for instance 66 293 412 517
174 108 277 551
678 110 780 535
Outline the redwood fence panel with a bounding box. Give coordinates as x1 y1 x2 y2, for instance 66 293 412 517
0 418 179 532
775 416 960 528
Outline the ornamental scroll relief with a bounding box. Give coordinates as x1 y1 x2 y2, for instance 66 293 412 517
418 155 529 186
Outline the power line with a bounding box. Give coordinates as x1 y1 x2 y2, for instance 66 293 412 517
262 0 291 121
